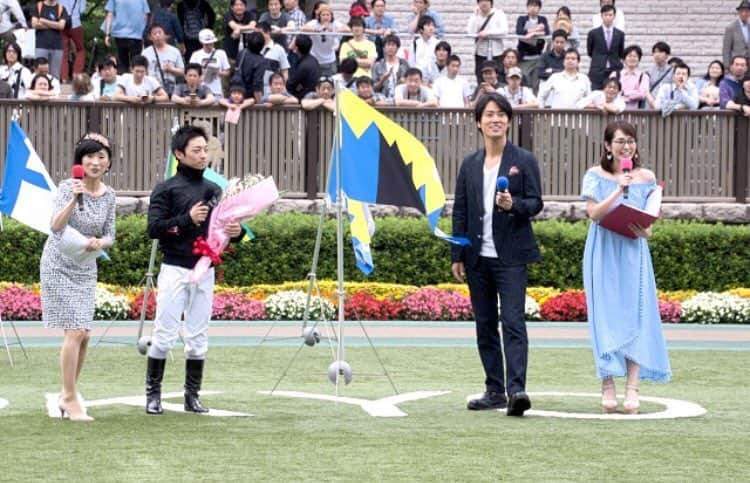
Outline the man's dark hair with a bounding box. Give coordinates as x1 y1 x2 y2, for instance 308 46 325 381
667 56 684 67
256 21 272 34
604 77 622 91
447 54 461 65
348 16 365 28
269 72 285 84
172 125 207 156
475 92 513 124
564 48 580 61
405 67 423 79
148 23 166 35
623 45 642 60
417 15 435 32
551 29 568 41
295 35 312 56
131 55 149 69
245 32 265 55
527 0 542 7
435 40 451 54
731 54 749 66
673 62 690 77
35 57 49 68
383 34 400 48
600 4 616 14
159 0 174 7
652 41 671 55
339 57 359 75
477 0 493 5
355 76 373 87
370 0 385 7
185 62 203 76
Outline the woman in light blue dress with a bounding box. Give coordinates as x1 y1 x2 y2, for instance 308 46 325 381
581 120 671 414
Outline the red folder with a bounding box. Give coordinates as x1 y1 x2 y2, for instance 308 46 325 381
598 184 663 239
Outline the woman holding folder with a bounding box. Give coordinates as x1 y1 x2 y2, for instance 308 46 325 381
580 120 671 414
40 133 116 422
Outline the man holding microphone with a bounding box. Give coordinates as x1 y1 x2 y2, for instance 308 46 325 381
145 126 243 415
451 93 543 416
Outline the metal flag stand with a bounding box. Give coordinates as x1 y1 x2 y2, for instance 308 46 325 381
1 111 30 367
267 86 397 397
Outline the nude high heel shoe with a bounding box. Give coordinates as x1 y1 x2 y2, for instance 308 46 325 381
623 384 640 415
601 377 617 413
58 396 94 422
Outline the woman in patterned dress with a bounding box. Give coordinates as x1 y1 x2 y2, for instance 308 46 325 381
40 133 116 422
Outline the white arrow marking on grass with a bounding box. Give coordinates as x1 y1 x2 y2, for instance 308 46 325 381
258 390 451 417
0 398 8 410
45 391 252 417
466 391 707 420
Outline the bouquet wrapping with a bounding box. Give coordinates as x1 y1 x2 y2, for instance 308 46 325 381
190 175 279 283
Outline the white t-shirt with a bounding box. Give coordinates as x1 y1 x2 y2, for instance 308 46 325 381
394 84 435 103
142 44 184 86
575 90 626 113
189 48 230 98
307 20 344 65
0 63 32 98
433 76 471 108
117 73 163 96
480 163 499 258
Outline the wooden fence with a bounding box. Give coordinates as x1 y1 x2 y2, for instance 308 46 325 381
0 101 747 202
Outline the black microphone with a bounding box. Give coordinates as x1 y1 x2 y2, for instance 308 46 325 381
71 165 85 210
621 158 633 199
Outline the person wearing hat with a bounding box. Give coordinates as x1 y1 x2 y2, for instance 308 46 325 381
500 66 538 108
470 60 503 105
726 71 750 115
302 4 349 77
189 28 230 98
723 1 750 67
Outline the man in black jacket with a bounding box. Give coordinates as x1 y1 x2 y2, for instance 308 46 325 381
536 29 567 86
232 31 266 102
451 93 543 416
587 4 625 90
286 34 320 100
144 126 243 416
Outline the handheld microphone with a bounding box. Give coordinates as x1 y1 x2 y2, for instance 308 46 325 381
620 158 633 199
71 165 85 210
496 176 509 192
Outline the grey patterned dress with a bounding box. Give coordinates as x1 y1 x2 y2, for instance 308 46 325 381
40 179 116 329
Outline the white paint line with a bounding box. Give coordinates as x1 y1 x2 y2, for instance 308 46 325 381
258 390 452 417
45 391 252 418
466 392 707 420
0 398 8 410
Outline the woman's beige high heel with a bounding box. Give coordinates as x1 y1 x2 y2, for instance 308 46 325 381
601 377 617 413
623 384 640 415
58 396 94 422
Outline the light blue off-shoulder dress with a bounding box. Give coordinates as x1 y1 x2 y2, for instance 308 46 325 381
581 170 671 382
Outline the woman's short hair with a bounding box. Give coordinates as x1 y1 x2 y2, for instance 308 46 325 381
74 133 113 166
30 74 51 90
3 42 22 64
600 121 641 173
623 45 643 61
474 92 513 124
703 60 725 83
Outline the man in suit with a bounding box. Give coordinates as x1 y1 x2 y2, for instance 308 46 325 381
587 4 624 90
451 93 543 416
723 1 750 68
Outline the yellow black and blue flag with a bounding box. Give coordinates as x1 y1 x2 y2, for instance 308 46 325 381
328 90 469 274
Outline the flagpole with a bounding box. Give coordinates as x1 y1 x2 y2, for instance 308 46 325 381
334 82 345 398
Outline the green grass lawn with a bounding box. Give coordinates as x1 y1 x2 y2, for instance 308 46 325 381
1 346 747 482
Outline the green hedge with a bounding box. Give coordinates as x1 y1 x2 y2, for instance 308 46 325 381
1 214 748 290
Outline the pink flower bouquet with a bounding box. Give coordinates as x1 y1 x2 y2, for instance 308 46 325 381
190 175 279 283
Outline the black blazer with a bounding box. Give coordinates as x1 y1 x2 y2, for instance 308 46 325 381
586 26 625 85
451 142 543 268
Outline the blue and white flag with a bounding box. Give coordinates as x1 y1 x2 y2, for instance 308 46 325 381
0 121 56 234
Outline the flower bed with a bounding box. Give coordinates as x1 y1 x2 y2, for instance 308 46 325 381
0 282 748 324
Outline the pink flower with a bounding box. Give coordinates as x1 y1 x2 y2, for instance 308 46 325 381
509 166 520 176
0 285 42 321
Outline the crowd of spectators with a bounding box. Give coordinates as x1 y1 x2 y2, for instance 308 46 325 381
0 0 747 117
